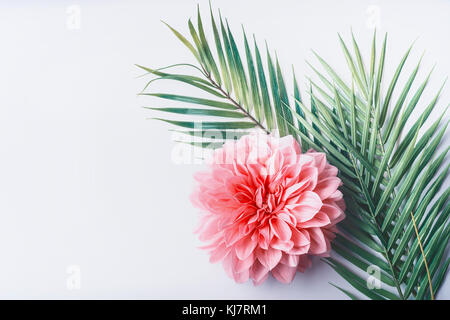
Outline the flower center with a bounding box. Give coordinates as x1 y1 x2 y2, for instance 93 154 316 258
261 202 270 213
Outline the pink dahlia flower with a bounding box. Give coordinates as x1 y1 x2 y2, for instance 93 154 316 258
191 134 345 285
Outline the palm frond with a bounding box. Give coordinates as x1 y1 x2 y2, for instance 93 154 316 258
294 32 449 300
138 5 305 148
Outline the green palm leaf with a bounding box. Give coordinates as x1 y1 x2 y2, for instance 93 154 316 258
299 32 449 300
139 5 303 147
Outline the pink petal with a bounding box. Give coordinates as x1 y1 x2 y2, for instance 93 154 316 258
297 255 312 272
280 253 300 267
222 252 234 279
232 270 250 283
250 260 269 285
271 263 297 284
309 151 327 173
270 238 294 251
284 162 302 181
258 225 272 246
265 152 282 177
282 179 310 201
256 247 282 270
276 211 296 225
291 227 310 247
223 226 242 246
287 191 322 222
279 135 301 154
320 204 344 221
255 187 264 208
209 242 230 263
235 235 257 260
315 177 342 200
308 227 328 255
197 217 219 241
298 166 318 191
232 252 255 273
269 218 292 242
322 166 338 177
298 212 331 228
258 234 269 250
327 190 344 202
252 272 269 286
289 246 309 255
322 229 336 251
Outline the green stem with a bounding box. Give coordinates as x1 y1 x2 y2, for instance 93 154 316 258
210 77 270 134
200 66 271 134
349 155 406 300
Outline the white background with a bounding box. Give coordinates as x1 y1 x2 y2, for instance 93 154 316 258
0 0 448 299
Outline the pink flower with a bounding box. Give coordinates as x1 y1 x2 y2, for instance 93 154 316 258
191 134 345 285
